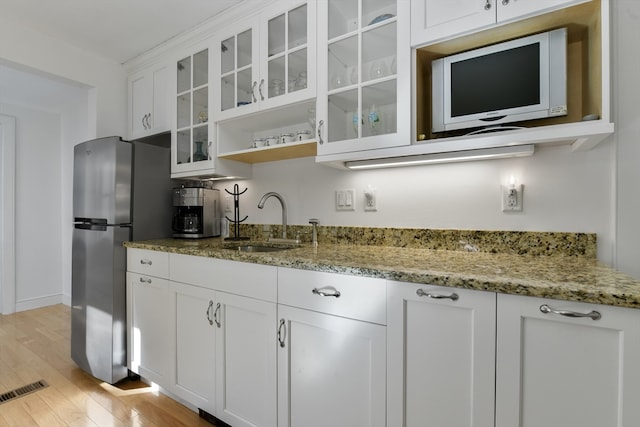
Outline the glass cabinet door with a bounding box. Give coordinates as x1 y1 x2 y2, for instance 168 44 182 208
176 49 210 168
265 3 309 101
219 24 258 117
318 0 409 156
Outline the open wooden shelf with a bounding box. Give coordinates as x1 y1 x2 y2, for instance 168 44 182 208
218 139 316 164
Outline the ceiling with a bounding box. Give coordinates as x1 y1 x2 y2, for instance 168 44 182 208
0 0 245 64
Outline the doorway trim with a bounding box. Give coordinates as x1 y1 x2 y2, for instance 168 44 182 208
1 114 16 314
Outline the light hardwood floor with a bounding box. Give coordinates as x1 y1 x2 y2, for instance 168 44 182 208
0 304 215 427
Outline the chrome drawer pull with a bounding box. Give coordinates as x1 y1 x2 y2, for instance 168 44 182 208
139 277 152 284
416 288 459 301
206 300 214 326
540 304 601 321
277 319 287 348
140 259 152 265
312 287 341 298
213 302 222 328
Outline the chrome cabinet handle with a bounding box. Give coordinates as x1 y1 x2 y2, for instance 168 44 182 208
206 300 214 326
416 288 459 301
141 114 147 130
140 259 152 265
484 0 492 10
317 119 324 145
146 113 151 129
139 277 152 284
259 79 265 101
540 304 601 321
208 141 212 160
251 81 257 103
312 287 341 298
213 302 221 328
277 319 287 348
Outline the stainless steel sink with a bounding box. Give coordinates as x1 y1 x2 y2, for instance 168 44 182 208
223 244 296 253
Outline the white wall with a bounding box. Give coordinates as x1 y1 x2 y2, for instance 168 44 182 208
218 139 615 263
0 64 89 310
0 103 64 308
0 18 125 311
613 0 640 279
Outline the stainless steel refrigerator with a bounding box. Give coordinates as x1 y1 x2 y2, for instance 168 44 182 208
71 136 172 384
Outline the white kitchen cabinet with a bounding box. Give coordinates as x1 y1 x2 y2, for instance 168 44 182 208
169 281 217 414
496 294 640 427
277 268 387 427
128 62 171 140
411 0 589 46
214 0 317 161
169 253 278 424
387 281 496 427
126 249 172 387
315 0 411 158
215 291 277 427
127 271 171 387
214 0 315 123
172 41 251 179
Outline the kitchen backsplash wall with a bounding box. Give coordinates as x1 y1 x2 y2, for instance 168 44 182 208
215 141 614 263
238 224 597 258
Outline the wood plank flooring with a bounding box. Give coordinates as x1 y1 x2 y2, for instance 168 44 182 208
0 304 215 427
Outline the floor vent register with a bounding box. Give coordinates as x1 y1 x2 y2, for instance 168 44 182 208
0 380 49 405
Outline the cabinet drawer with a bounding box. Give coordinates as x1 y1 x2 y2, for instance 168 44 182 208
278 268 386 325
127 248 169 277
169 253 277 302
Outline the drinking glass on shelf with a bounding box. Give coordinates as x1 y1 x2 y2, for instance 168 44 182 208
369 61 388 80
308 108 316 134
352 113 361 137
296 71 307 90
330 72 347 89
368 104 381 134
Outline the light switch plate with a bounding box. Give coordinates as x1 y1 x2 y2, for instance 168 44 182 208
336 189 356 211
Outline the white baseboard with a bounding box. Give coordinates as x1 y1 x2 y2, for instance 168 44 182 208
15 294 64 312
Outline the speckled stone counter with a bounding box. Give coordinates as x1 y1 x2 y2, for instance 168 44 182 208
124 227 640 310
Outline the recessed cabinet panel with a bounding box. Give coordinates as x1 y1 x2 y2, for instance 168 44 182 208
496 293 640 427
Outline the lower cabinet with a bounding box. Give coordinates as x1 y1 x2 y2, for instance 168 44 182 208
170 281 217 414
127 272 171 386
276 268 387 427
387 281 496 427
127 248 640 427
215 291 277 427
496 293 640 427
277 305 386 427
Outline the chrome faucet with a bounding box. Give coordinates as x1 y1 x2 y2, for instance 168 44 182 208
257 192 288 239
309 218 319 247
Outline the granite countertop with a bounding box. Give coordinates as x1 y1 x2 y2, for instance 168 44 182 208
124 231 640 310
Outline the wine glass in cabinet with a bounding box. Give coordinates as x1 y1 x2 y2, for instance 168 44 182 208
172 46 215 176
316 0 410 157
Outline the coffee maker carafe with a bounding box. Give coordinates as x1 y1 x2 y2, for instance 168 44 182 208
172 186 220 238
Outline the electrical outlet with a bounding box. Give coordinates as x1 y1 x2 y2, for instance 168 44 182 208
224 195 233 213
364 187 377 212
335 189 356 211
502 185 523 212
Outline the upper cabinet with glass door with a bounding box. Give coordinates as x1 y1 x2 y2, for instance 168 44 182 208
172 46 214 176
316 0 410 157
214 0 316 123
172 42 251 179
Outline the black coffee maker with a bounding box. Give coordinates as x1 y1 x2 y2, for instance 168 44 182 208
172 186 220 238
